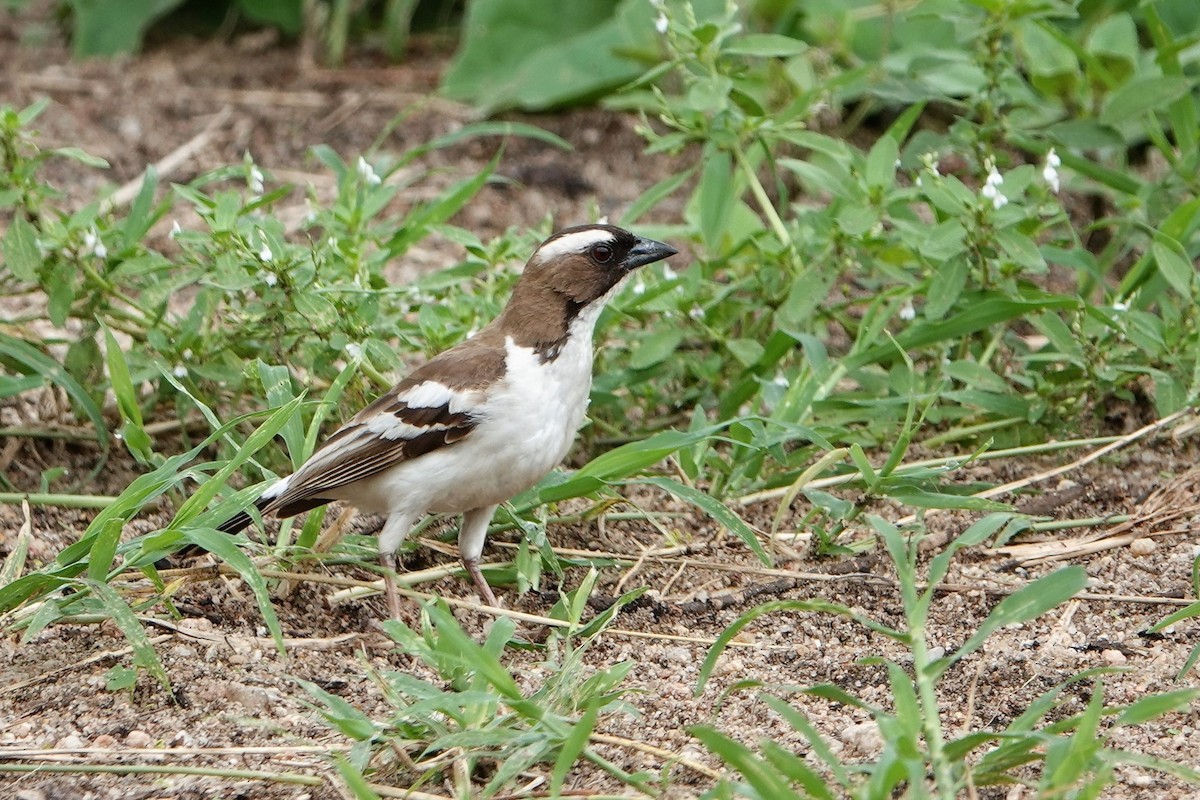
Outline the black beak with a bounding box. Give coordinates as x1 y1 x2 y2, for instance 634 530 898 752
624 236 678 270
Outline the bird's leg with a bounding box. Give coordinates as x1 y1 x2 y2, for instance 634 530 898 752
377 512 418 620
380 551 403 620
459 504 500 607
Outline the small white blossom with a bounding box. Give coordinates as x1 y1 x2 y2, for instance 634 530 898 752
261 271 277 287
172 364 188 378
771 372 789 388
655 11 668 34
981 160 1007 209
258 243 273 262
82 228 106 259
1112 300 1129 312
169 220 182 239
920 152 940 176
182 349 193 360
249 165 264 195
356 156 382 186
344 342 363 359
632 278 646 295
899 301 916 321
915 175 923 187
1042 147 1061 193
662 263 677 281
689 305 705 321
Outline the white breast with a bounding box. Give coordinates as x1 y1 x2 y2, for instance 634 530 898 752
344 302 608 516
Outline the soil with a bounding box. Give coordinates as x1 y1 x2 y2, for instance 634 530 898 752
2 7 1199 800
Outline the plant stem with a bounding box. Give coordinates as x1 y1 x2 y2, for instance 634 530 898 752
0 492 117 508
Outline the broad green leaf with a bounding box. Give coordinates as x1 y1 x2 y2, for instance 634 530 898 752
3 215 40 281
1101 76 1193 127
724 33 807 57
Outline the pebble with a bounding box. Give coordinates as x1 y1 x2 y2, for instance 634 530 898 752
16 790 47 800
223 682 273 713
1102 649 1128 666
55 733 85 749
839 721 882 754
91 734 118 748
125 730 154 748
1129 538 1156 556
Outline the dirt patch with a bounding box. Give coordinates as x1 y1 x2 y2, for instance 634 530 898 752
2 10 1199 799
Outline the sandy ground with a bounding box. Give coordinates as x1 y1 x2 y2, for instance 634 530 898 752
1 7 1199 799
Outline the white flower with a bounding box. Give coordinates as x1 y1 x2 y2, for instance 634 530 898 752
249 165 264 195
258 243 273 262
1112 300 1129 312
981 160 1007 209
899 301 916 321
82 228 106 259
662 263 677 280
344 342 363 359
169 220 182 239
655 11 668 34
632 278 646 295
356 156 382 186
172 364 188 378
921 152 940 176
1043 147 1061 193
261 271 277 287
689 305 705 321
771 372 789 388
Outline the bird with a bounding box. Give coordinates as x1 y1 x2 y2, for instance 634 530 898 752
208 224 677 617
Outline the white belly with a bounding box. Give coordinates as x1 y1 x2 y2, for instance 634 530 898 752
340 328 595 516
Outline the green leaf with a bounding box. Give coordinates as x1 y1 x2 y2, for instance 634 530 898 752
84 578 171 690
104 326 154 463
629 328 684 370
697 150 735 250
641 476 769 564
0 333 108 448
1101 76 1193 127
182 527 287 657
1114 689 1200 727
2 216 41 281
949 567 1086 671
68 0 186 56
1152 239 1193 297
690 726 804 800
551 698 600 795
724 33 807 57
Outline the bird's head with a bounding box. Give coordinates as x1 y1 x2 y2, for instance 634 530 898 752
518 224 678 307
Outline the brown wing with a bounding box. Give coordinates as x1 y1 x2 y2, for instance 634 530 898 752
263 339 506 517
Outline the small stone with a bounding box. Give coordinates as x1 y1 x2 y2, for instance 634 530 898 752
55 733 85 749
839 721 882 754
16 790 47 800
1129 538 1156 557
125 730 154 748
223 682 272 713
662 647 691 664
10 722 32 740
91 734 118 748
178 617 214 633
1102 649 1127 666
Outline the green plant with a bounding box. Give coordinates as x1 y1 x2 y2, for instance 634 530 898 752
694 514 1200 796
306 575 649 797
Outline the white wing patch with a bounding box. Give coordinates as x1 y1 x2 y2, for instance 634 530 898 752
532 228 615 264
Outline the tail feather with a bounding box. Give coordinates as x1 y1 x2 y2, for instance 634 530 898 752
216 495 272 534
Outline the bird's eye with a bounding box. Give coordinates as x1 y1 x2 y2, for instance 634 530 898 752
591 243 614 263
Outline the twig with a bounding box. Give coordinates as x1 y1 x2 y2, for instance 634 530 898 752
590 732 721 779
0 762 321 785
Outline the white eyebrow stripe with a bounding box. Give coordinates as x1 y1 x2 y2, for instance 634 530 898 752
533 228 616 262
